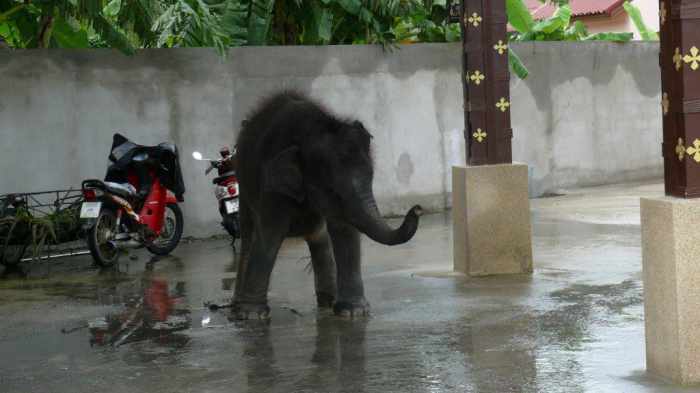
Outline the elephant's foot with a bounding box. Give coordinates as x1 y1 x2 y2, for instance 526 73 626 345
316 292 336 309
229 302 271 321
333 298 370 318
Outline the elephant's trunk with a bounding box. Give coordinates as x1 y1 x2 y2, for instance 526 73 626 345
348 178 422 246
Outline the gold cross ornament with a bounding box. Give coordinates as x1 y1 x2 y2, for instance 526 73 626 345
660 2 667 26
662 93 669 115
467 12 482 27
687 139 700 162
493 40 508 55
674 48 683 71
473 128 487 143
676 138 686 161
496 97 510 112
469 70 485 85
684 46 700 71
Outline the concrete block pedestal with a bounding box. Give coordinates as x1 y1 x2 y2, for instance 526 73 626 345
452 164 533 276
641 197 700 384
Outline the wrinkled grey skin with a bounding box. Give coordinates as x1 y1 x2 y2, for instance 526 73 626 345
232 91 422 320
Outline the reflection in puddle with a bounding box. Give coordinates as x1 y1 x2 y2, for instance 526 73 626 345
88 275 191 347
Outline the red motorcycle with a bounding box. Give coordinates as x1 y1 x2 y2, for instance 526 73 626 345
80 134 186 266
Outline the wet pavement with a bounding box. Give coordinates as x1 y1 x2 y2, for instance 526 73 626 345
0 180 696 393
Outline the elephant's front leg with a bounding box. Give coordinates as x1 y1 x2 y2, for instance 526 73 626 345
327 220 369 317
305 220 337 308
231 213 289 320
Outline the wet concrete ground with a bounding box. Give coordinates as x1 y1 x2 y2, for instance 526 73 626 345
0 180 696 393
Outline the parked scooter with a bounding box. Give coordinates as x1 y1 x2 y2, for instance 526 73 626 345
80 134 186 266
192 146 240 248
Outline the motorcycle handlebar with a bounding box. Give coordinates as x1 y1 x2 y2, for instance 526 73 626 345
195 152 234 176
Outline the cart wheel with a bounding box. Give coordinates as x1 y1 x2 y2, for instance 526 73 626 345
0 244 28 266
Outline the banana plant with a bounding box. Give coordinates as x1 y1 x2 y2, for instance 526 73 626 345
509 2 633 42
623 0 658 41
505 0 635 78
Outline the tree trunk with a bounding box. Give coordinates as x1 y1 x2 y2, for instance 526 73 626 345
37 14 55 48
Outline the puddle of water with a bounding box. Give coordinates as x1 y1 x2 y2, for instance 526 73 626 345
0 209 693 393
86 276 192 348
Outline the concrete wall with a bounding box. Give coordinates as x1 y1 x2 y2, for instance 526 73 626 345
0 42 662 237
512 42 662 196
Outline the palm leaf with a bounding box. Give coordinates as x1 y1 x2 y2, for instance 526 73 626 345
247 0 275 45
92 13 135 54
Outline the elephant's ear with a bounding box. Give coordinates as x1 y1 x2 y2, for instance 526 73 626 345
264 146 304 203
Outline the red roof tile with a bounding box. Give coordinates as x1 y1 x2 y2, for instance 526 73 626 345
524 0 628 19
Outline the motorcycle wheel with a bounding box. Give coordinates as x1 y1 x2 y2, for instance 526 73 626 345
0 244 28 266
87 208 120 267
146 203 184 256
222 212 240 239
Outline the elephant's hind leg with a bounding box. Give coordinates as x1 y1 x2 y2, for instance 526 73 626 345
305 220 337 308
234 198 254 297
231 210 289 321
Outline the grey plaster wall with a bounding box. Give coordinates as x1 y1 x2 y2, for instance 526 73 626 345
511 42 662 196
0 42 662 237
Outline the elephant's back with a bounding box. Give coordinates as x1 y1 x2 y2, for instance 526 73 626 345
236 90 334 164
235 91 313 193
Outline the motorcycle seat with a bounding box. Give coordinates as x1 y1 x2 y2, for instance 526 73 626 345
213 171 237 185
104 182 137 199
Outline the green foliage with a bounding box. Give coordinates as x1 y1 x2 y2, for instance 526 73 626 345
502 0 635 78
265 0 423 46
0 0 136 53
508 48 528 79
506 0 534 34
623 0 658 41
51 17 89 48
0 207 55 262
0 0 642 52
152 0 231 54
0 0 426 51
247 0 275 45
0 201 81 262
509 3 632 42
392 0 460 44
0 0 641 78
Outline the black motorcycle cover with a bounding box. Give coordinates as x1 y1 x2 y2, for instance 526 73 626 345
106 134 186 202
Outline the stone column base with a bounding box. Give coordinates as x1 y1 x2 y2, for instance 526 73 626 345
452 164 533 276
641 197 700 384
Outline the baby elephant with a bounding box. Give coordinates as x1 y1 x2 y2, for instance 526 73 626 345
232 91 422 319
